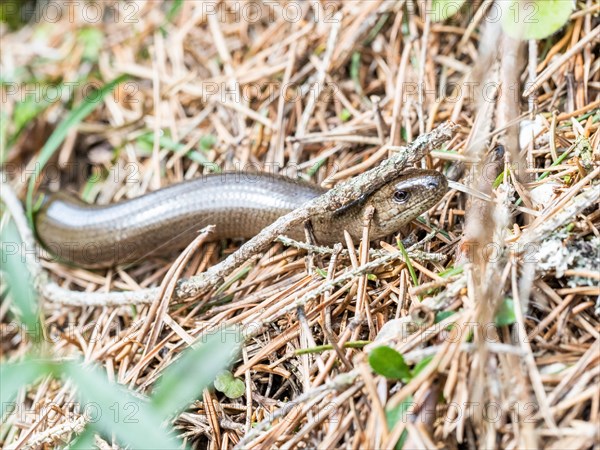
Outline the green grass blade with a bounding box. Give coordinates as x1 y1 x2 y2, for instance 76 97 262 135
0 220 41 339
25 75 128 225
152 327 241 416
396 238 418 287
0 360 51 405
63 361 182 450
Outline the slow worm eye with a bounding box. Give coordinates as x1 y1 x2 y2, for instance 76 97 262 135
393 190 410 204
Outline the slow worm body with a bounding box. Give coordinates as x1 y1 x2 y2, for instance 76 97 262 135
34 169 447 267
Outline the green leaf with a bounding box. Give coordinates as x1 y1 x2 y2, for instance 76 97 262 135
364 13 390 45
339 108 351 122
188 150 212 165
350 51 363 96
68 427 96 449
1 110 8 163
0 360 51 406
0 220 41 339
438 265 464 278
25 75 128 226
495 297 517 327
306 157 327 177
493 170 507 189
215 265 252 295
429 0 466 22
0 1 32 30
78 27 104 62
411 355 434 378
538 147 571 180
166 0 184 21
12 94 51 139
368 346 411 381
435 310 456 324
152 327 241 415
199 134 217 151
81 168 109 203
214 370 245 399
385 395 414 450
501 1 574 41
315 267 328 278
63 361 181 450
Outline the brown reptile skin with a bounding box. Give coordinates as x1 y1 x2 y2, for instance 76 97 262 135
35 169 447 267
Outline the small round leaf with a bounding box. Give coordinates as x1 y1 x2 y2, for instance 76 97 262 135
500 1 574 41
214 371 245 399
368 346 411 381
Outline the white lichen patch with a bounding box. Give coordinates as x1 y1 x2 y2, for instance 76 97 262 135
536 233 599 285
